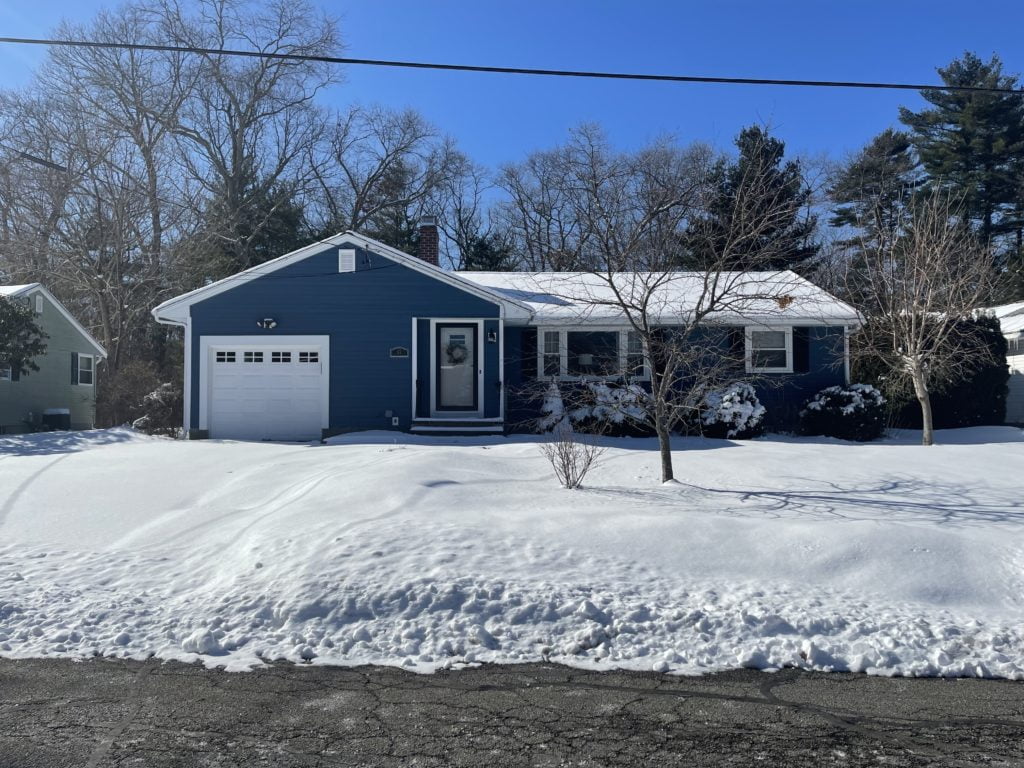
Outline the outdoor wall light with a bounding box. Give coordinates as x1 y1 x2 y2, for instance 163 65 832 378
487 330 498 343
257 318 278 329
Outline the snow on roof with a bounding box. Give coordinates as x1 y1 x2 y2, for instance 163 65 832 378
455 270 862 326
987 302 1024 336
0 283 39 297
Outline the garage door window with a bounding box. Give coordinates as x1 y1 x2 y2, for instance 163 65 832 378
243 351 264 363
216 351 236 363
271 351 292 363
299 351 319 363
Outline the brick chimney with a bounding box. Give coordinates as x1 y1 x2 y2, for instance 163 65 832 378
417 215 439 267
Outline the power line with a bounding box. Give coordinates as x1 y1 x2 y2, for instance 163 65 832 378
1 36 1023 95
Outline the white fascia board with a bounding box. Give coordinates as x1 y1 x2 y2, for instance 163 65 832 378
151 231 533 325
527 312 863 327
11 284 108 358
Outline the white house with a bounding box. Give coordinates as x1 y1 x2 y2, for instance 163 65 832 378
990 302 1024 424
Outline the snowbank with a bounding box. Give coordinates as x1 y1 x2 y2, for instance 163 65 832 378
1 426 1023 678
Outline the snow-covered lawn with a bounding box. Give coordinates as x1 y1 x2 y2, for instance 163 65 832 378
1 426 1023 678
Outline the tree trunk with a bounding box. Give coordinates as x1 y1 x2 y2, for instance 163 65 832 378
655 420 674 482
911 370 934 446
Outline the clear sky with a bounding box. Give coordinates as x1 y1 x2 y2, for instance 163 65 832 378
1 1 1022 168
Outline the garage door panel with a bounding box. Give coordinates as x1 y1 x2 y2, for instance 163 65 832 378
206 340 326 441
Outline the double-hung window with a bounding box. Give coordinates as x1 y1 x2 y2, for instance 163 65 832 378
746 327 793 373
537 328 648 380
0 364 11 382
77 354 95 385
542 331 561 376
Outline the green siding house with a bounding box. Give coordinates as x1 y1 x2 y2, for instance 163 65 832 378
0 284 107 433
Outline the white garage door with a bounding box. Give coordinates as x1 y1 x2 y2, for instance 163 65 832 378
207 341 326 441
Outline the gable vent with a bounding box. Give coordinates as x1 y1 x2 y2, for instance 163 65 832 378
338 248 356 273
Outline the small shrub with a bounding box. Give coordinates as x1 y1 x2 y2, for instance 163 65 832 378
539 422 606 489
700 382 766 439
799 384 886 442
132 382 183 437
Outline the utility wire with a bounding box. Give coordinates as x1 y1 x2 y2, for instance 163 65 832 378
1 36 1023 95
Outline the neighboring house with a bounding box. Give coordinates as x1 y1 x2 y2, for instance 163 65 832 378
989 302 1024 424
152 221 861 441
0 284 107 433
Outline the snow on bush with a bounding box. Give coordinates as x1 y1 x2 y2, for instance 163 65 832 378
700 382 766 439
132 382 183 437
537 381 568 432
538 380 650 436
799 384 886 442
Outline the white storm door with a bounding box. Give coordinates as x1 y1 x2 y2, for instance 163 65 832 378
434 323 480 414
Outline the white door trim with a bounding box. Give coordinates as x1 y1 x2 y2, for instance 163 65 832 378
428 318 485 418
197 334 330 432
411 317 418 419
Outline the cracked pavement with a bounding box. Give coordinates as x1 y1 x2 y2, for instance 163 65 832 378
0 659 1022 767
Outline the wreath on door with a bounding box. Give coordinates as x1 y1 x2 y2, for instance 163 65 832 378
445 341 469 364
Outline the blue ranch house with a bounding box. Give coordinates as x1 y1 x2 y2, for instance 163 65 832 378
152 220 861 441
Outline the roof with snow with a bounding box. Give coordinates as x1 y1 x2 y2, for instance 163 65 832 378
455 270 862 326
0 284 37 297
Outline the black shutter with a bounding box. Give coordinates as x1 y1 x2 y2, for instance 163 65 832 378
728 327 745 367
521 328 537 380
10 366 19 382
71 352 78 385
793 327 810 374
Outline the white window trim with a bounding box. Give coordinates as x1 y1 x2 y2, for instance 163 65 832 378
745 326 793 374
535 326 650 381
34 294 43 314
77 354 96 386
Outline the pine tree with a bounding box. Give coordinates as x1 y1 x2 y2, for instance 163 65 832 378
899 53 1024 246
462 234 515 271
830 128 922 236
690 126 819 272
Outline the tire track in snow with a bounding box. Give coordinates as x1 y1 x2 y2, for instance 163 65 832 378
0 453 72 528
129 448 418 549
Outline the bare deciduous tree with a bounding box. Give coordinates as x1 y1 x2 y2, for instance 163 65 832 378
514 127 818 481
846 193 996 446
158 0 339 276
309 106 459 251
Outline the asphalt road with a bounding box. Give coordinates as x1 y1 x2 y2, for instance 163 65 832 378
1 658 1023 767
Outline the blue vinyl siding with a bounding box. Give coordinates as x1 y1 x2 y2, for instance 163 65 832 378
503 324 847 433
756 326 846 429
189 242 500 433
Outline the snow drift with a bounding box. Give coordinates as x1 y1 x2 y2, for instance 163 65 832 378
1 426 1023 678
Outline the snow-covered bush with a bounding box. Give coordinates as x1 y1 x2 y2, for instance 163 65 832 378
799 384 886 442
700 382 766 439
537 380 568 432
537 380 651 436
132 382 183 437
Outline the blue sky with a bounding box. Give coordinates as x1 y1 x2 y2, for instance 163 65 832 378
1 1 1022 168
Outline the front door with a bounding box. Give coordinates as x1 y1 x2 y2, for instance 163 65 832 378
435 323 479 413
